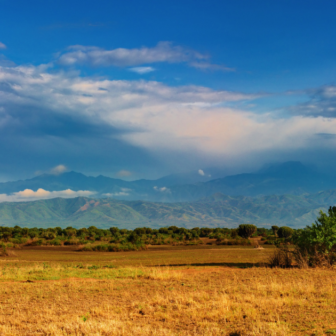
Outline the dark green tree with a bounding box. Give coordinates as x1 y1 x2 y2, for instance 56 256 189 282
277 226 294 239
238 224 257 239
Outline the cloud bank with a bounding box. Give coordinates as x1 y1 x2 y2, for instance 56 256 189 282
1 44 336 178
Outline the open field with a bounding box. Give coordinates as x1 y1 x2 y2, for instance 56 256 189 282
0 246 336 335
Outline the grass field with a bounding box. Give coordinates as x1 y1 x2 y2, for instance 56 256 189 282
0 245 335 335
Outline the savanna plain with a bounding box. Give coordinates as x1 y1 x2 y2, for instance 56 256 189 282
0 245 335 336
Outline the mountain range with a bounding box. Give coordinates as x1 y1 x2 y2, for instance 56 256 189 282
1 161 336 229
1 161 336 203
1 189 336 229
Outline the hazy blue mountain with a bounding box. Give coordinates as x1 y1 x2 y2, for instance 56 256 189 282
0 162 335 202
1 189 336 229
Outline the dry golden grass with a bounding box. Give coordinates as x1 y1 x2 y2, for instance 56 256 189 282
0 246 335 335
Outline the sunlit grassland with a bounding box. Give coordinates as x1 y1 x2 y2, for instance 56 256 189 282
0 246 335 335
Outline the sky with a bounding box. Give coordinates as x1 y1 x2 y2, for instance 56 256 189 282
1 0 336 181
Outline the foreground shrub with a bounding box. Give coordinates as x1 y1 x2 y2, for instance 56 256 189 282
268 247 294 268
0 243 17 257
292 206 336 267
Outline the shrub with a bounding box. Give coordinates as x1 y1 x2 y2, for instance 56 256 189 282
277 226 294 238
238 224 257 239
47 239 62 246
268 247 293 268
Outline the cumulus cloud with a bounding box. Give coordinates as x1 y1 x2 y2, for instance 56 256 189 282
0 42 6 49
129 66 155 74
0 188 95 202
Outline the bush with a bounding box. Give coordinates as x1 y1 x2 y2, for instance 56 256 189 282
238 224 257 239
277 226 294 238
268 247 293 268
46 239 62 246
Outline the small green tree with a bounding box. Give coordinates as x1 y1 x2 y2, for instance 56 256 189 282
294 206 336 254
237 224 257 239
277 226 294 239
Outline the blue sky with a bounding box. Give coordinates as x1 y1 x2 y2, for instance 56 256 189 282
1 0 336 181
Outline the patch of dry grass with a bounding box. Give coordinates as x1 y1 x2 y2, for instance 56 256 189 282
0 247 335 335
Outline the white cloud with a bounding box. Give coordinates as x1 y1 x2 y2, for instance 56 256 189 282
35 165 68 176
116 170 132 177
0 188 95 202
50 164 67 175
129 66 155 74
103 192 129 197
0 42 6 49
58 42 207 67
190 62 235 72
198 169 205 176
103 188 132 197
153 186 170 193
1 62 336 170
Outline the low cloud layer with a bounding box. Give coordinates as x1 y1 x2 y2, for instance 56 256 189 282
0 189 95 202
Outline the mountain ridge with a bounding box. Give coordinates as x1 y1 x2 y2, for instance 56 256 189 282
1 161 336 203
0 189 335 229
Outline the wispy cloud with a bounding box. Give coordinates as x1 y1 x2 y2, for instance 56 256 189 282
0 42 6 49
0 188 95 202
103 188 131 197
129 66 155 74
57 42 208 67
35 165 68 176
190 61 235 72
290 85 336 118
